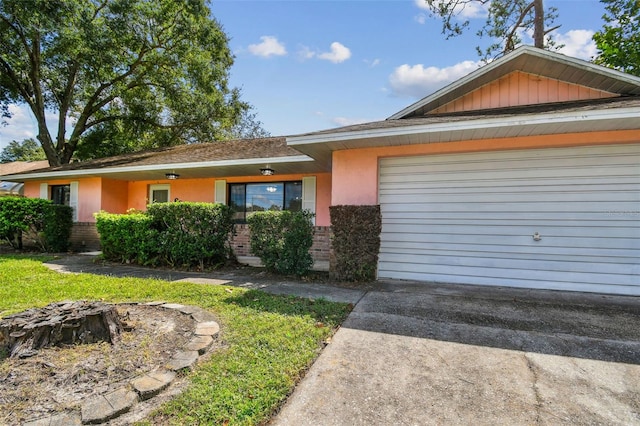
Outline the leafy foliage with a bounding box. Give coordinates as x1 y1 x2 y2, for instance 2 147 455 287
147 202 235 269
0 138 46 163
0 197 71 251
0 0 248 166
423 0 561 60
593 0 640 77
330 205 381 282
96 203 235 269
248 210 315 276
94 211 159 265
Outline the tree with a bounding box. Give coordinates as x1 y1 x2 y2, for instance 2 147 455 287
593 0 640 77
0 138 46 163
0 0 248 166
424 0 561 60
224 107 271 140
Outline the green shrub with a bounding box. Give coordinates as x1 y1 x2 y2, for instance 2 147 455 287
95 211 159 265
0 197 71 251
42 204 73 252
147 202 234 269
248 210 314 276
330 205 381 282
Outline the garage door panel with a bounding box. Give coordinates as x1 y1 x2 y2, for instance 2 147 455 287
380 200 639 214
381 223 636 239
379 252 633 275
381 210 639 222
378 144 640 294
380 241 639 261
378 259 637 286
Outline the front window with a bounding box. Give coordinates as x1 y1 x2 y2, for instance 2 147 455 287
50 185 70 205
149 184 170 203
229 181 302 222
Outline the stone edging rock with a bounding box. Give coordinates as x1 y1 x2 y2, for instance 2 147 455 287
22 302 220 426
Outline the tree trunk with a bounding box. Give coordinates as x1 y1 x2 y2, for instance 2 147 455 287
0 301 123 359
533 0 545 48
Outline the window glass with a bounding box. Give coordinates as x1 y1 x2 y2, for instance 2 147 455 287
246 183 284 215
149 184 170 203
229 184 246 222
50 185 70 205
284 181 302 211
229 181 302 222
152 189 169 203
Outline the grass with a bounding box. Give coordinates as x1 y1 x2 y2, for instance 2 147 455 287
0 255 352 425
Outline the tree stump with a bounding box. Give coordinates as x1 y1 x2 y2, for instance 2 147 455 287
0 301 123 359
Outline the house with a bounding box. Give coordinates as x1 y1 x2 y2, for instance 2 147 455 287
0 160 49 196
2 46 639 295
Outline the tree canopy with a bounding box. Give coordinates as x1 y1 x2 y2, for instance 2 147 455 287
423 0 560 60
593 0 640 77
0 0 249 166
0 138 46 163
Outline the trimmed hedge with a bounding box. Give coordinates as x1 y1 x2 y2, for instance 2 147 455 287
96 202 235 269
330 205 381 282
147 202 235 269
0 197 72 252
95 211 158 265
248 210 314 276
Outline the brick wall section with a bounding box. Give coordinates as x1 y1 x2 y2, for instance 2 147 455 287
69 222 101 252
230 224 332 262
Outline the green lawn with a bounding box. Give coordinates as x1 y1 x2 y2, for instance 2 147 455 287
0 255 351 425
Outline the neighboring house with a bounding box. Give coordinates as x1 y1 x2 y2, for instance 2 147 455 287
2 46 639 295
0 160 49 196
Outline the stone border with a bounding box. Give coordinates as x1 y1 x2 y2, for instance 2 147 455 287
23 302 220 426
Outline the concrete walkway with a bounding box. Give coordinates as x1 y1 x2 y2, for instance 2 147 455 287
44 255 640 425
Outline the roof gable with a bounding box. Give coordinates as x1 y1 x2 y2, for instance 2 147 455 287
390 46 640 119
431 71 618 114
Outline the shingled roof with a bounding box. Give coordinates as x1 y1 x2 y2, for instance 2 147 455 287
2 137 328 181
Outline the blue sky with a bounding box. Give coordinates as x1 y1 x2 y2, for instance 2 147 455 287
0 0 607 150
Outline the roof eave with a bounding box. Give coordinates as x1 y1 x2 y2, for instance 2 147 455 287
1 155 321 182
287 106 640 162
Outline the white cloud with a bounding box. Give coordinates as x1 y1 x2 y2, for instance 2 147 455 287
414 0 487 19
332 117 372 127
555 30 597 60
389 60 481 98
317 42 352 63
364 58 381 68
298 42 352 64
0 105 37 149
248 36 287 58
414 13 427 24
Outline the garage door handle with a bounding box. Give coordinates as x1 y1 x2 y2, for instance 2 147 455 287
533 232 542 241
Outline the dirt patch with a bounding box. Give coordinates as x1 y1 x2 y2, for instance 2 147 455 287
0 304 196 425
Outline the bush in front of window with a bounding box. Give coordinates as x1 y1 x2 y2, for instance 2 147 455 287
41 204 73 252
330 205 381 282
0 196 72 252
247 210 314 276
95 211 159 265
147 202 234 269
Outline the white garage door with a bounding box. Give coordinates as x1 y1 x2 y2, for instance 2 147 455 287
378 144 640 295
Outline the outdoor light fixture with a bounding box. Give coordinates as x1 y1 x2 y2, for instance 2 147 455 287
260 167 275 176
165 172 180 180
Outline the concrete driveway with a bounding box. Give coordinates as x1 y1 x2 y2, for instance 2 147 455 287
272 281 640 425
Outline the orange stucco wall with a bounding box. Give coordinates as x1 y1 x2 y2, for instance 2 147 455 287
24 178 101 222
101 178 129 214
331 130 640 206
127 173 332 226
